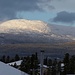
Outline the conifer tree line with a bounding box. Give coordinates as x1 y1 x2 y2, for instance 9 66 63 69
0 53 75 75
0 54 20 63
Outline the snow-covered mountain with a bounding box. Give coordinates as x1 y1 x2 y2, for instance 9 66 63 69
0 19 50 34
0 19 75 44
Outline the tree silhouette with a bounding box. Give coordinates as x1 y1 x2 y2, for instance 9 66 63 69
69 55 75 74
2 55 6 63
6 56 10 63
63 53 70 74
15 54 20 61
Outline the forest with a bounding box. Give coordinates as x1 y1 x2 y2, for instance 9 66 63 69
0 53 75 75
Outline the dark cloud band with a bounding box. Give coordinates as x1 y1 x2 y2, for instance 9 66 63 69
53 11 75 23
0 0 53 21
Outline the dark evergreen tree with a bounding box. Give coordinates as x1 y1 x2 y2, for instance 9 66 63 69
52 66 56 75
35 52 38 60
6 56 10 63
15 54 20 61
47 68 52 75
58 61 61 74
2 55 6 63
13 63 18 68
10 58 14 62
69 55 75 74
51 59 57 75
20 60 25 71
44 57 48 65
63 53 70 74
47 59 52 67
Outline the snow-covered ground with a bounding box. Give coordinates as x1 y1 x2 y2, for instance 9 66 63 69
61 63 64 67
39 64 48 68
7 60 22 66
0 19 50 34
0 61 28 75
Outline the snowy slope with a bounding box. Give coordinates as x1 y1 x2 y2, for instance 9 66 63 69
8 60 22 66
0 19 50 34
0 61 28 75
50 24 75 36
50 24 75 40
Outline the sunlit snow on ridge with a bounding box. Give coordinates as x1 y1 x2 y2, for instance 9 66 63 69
0 19 75 41
0 19 51 34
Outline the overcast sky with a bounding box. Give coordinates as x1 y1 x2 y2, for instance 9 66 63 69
0 0 75 26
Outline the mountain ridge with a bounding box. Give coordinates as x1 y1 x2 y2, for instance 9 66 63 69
0 19 50 34
0 19 74 44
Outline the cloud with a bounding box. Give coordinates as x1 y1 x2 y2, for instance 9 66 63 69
37 0 55 11
52 11 75 23
0 0 53 21
50 0 75 12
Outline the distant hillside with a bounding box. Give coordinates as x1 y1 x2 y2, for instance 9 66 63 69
0 42 75 58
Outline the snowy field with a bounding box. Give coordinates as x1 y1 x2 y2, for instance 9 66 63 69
0 61 28 75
